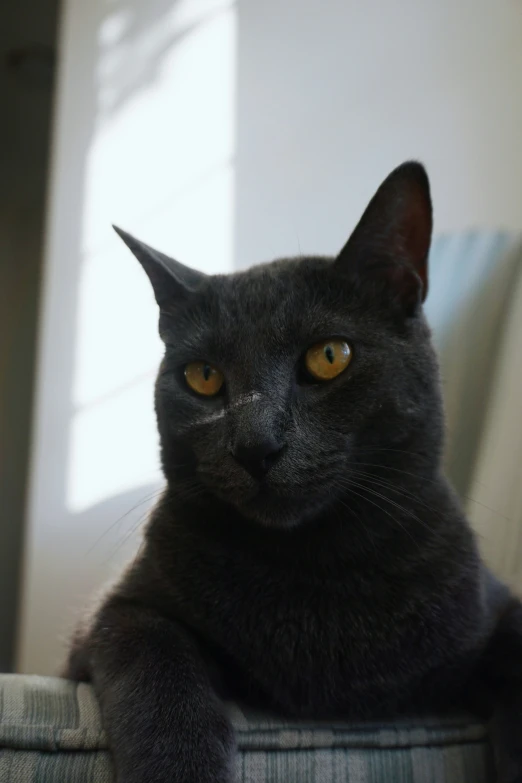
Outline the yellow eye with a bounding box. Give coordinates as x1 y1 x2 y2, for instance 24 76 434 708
184 362 224 396
305 339 352 381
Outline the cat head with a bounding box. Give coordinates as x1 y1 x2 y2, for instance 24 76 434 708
115 161 442 529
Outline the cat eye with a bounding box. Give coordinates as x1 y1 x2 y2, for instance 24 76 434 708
184 362 224 396
304 339 352 381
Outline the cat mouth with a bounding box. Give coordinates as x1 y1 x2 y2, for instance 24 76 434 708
229 479 275 507
200 464 339 527
235 480 335 528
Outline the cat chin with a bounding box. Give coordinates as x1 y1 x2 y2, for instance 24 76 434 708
238 493 330 530
199 474 341 529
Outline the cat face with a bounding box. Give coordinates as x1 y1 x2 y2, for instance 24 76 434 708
115 161 443 528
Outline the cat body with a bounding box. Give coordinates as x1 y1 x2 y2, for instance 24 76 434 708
66 163 522 783
109 478 486 722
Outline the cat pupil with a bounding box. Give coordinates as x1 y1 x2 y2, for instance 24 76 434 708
325 345 335 364
203 365 211 381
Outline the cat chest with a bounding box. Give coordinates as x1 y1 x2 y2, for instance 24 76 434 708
168 554 475 715
196 578 438 714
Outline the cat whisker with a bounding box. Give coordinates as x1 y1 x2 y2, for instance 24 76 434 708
103 512 151 564
353 445 489 491
332 479 421 549
335 477 424 526
351 462 510 521
86 488 165 555
334 473 444 535
105 481 206 562
346 469 446 523
331 477 468 569
354 446 432 459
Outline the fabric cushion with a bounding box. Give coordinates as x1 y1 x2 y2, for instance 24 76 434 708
0 675 493 782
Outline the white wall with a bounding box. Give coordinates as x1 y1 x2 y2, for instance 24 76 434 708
17 0 522 674
235 0 522 266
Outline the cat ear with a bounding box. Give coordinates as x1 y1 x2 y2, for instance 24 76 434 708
113 226 206 306
336 161 432 310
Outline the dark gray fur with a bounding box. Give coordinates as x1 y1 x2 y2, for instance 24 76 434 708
66 163 522 783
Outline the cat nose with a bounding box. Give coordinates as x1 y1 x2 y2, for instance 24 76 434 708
232 438 285 479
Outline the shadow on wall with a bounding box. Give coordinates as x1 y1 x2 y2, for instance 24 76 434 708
18 0 238 675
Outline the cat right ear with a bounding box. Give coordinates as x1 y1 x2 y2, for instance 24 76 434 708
113 226 206 307
335 162 432 314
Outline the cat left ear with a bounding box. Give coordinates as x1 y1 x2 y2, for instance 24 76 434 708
113 226 206 307
336 161 432 311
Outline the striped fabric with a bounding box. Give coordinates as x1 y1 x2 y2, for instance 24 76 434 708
0 675 494 782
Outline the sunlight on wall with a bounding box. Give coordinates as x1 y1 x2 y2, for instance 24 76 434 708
68 1 237 513
84 2 237 254
18 0 237 673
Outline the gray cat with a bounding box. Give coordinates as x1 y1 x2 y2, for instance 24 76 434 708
66 162 522 783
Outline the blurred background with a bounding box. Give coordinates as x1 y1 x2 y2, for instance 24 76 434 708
1 0 522 675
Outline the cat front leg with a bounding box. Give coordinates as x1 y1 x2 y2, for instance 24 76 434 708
65 599 235 783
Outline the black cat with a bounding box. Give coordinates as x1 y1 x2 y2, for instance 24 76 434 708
65 162 522 783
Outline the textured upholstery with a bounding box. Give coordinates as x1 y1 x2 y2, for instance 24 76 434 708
0 675 494 782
